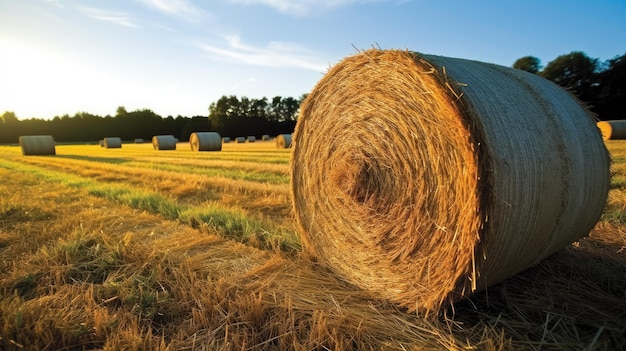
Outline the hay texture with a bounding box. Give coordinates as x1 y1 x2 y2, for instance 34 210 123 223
103 137 122 148
597 120 626 140
190 132 222 151
276 134 292 149
152 135 177 150
291 49 611 312
19 135 56 155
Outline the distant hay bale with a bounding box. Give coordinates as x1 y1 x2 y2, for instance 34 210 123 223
597 120 626 140
222 137 231 143
236 137 246 143
262 134 270 141
134 138 144 144
276 134 292 148
19 135 56 156
103 137 122 148
247 136 256 143
291 49 611 313
152 135 177 150
189 132 222 152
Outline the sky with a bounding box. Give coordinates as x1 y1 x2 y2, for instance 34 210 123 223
1 0 625 120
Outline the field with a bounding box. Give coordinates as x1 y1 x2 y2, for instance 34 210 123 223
0 140 624 350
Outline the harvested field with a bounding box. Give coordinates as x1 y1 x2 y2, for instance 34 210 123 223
0 141 624 350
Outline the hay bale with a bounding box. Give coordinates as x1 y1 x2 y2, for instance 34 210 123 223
597 120 626 140
103 137 122 148
19 135 56 155
134 138 144 144
276 134 292 149
262 134 270 141
99 139 104 147
189 132 222 152
236 137 246 143
152 135 177 150
222 137 231 143
247 136 256 143
291 49 611 312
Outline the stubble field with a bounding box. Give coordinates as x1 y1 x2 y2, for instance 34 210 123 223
0 140 624 350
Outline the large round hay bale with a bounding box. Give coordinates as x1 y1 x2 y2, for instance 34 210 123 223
291 49 611 312
262 134 270 141
134 138 144 144
222 137 231 143
235 137 246 143
99 139 104 147
276 134 292 148
19 135 56 155
247 136 256 143
152 135 177 150
103 137 122 148
597 120 626 140
189 132 222 151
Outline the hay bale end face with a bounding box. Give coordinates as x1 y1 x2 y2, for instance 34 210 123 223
152 135 177 150
276 134 292 148
19 135 56 155
291 49 611 312
103 137 122 148
190 132 222 151
597 120 626 140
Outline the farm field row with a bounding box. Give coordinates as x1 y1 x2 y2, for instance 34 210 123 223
0 141 625 350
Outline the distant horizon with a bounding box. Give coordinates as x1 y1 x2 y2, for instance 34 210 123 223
2 0 624 120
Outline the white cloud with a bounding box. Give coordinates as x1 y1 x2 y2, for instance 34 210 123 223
195 35 329 72
227 0 404 16
136 0 207 22
79 7 138 27
43 0 65 9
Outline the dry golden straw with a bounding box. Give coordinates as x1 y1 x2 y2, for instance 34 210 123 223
103 137 122 148
189 132 222 151
276 134 292 148
19 135 56 155
597 120 626 141
152 135 177 150
291 49 611 312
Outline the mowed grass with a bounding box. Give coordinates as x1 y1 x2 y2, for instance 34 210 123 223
0 140 625 350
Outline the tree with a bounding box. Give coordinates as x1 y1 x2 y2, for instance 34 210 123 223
540 51 599 102
513 56 542 74
595 52 626 119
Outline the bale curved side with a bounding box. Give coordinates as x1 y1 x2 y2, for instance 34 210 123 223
190 132 222 151
103 137 122 148
597 120 626 140
19 135 56 155
152 135 177 150
222 137 231 143
291 49 610 312
236 137 246 143
276 134 292 148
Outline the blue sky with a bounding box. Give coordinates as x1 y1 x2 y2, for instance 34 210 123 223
1 0 625 120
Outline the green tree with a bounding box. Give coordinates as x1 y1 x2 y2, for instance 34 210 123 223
595 52 626 119
513 56 542 74
540 51 599 102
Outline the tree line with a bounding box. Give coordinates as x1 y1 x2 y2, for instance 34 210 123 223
513 51 625 119
1 50 624 144
0 96 303 144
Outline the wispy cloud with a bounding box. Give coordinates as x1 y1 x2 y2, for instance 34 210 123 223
136 0 207 22
43 0 65 9
227 0 406 16
79 7 138 27
196 35 329 72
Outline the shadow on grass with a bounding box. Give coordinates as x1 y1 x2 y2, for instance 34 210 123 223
447 238 626 350
55 154 131 164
